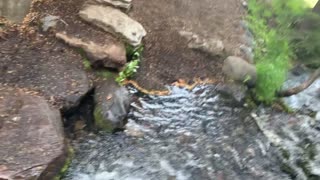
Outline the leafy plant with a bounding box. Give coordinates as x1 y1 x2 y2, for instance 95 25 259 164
116 45 143 84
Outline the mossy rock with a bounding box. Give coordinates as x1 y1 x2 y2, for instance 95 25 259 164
94 105 115 132
93 78 131 132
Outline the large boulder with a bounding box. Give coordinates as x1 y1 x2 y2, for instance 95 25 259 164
79 5 146 46
0 87 67 180
223 56 257 86
56 32 127 70
94 79 131 132
0 33 92 110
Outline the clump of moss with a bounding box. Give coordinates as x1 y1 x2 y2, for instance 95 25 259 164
116 45 143 84
53 145 74 180
93 105 114 132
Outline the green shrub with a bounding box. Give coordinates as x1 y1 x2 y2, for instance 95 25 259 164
247 0 308 103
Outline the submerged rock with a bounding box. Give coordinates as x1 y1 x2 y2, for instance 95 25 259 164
222 56 257 86
0 87 67 180
56 32 127 70
79 5 146 46
94 79 131 132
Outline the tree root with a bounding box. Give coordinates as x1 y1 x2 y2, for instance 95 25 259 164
277 67 320 97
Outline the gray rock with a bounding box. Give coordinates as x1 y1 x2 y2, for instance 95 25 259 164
79 5 146 46
222 56 257 86
179 31 225 56
0 35 92 110
56 32 127 69
216 83 248 103
0 0 32 23
94 79 131 132
0 87 67 180
94 0 132 10
239 44 254 63
41 15 60 32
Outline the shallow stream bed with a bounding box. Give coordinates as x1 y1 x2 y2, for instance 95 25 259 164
64 85 291 180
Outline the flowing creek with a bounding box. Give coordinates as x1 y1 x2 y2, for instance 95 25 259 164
63 70 320 180
0 0 33 23
64 85 292 180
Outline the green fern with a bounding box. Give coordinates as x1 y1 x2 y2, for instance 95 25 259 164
116 46 143 84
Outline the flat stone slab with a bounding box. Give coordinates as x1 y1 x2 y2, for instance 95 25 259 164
94 0 132 10
79 5 146 46
56 32 127 70
0 87 66 180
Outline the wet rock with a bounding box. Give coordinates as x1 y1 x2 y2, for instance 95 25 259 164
282 69 320 112
41 15 60 32
0 87 67 180
56 32 127 69
179 31 225 56
216 83 248 103
94 0 132 10
222 56 257 86
79 5 146 46
94 79 131 132
253 110 320 179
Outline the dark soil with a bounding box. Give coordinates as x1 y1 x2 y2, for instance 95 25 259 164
130 0 246 90
0 0 246 94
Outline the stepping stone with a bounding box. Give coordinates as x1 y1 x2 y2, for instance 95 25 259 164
79 5 146 46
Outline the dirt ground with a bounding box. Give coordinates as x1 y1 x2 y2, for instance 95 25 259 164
0 0 246 93
130 0 246 90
